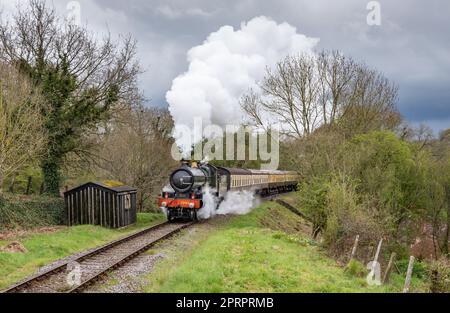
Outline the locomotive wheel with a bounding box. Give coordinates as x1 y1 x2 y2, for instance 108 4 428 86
167 212 176 223
189 209 198 221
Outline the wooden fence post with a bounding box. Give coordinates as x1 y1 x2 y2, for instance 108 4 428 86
349 235 360 262
403 256 415 293
383 252 396 284
373 238 383 263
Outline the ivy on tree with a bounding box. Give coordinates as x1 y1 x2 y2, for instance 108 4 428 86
0 0 139 195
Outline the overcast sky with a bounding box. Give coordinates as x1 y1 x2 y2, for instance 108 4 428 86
2 0 449 133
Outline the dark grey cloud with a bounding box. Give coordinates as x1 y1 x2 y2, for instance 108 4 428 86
3 0 449 132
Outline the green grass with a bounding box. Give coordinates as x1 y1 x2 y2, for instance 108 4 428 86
144 203 428 293
0 212 165 290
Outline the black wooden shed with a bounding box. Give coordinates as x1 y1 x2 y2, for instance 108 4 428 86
64 182 137 228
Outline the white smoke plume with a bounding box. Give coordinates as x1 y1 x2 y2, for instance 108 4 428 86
166 16 319 153
216 190 260 216
197 187 260 220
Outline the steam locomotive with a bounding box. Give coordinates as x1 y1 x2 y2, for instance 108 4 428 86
159 161 300 221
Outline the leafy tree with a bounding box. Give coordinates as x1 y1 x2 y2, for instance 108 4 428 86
0 0 140 195
343 131 425 233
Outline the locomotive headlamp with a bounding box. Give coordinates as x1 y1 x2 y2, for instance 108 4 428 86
161 202 167 207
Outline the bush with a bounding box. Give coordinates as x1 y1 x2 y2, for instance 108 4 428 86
297 176 329 236
0 194 65 231
343 131 426 233
296 131 434 255
428 258 450 293
396 258 428 279
323 177 383 254
345 259 367 278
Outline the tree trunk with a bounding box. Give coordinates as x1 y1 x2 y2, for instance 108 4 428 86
0 173 4 197
444 189 450 256
138 192 144 213
8 173 16 193
26 176 32 195
41 158 61 196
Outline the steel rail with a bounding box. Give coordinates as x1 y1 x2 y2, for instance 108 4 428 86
2 221 192 293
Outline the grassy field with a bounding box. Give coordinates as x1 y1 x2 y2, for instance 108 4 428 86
144 202 428 293
0 213 165 290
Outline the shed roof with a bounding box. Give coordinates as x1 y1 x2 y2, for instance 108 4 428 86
64 181 137 195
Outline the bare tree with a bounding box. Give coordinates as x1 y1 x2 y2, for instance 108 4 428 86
241 51 400 139
316 50 357 125
0 62 45 193
340 64 400 135
0 1 140 108
96 106 178 211
0 0 141 194
242 54 320 137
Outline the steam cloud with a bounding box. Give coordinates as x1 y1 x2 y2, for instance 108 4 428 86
197 187 260 220
166 16 319 152
164 17 319 219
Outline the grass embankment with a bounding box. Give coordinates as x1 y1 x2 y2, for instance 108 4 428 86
0 213 165 290
144 202 428 293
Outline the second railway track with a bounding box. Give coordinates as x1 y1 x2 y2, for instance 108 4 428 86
2 221 194 293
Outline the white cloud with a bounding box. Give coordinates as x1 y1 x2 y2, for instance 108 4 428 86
166 16 319 153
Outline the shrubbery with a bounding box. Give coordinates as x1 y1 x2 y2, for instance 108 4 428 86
428 258 450 292
0 194 65 231
295 130 449 260
344 259 367 278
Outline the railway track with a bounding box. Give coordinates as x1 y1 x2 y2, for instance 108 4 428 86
2 221 194 293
